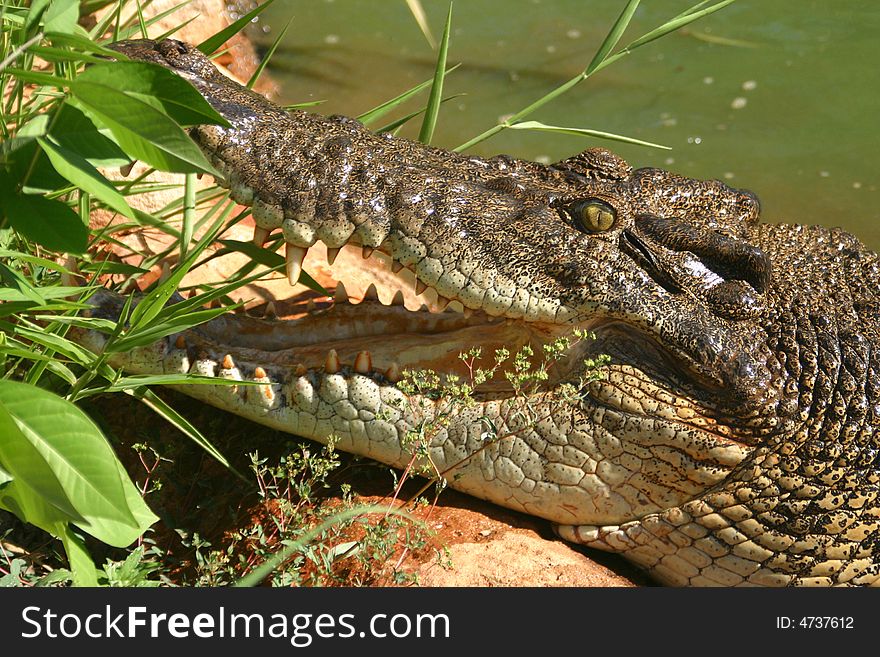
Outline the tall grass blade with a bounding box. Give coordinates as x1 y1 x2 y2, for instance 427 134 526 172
585 0 640 75
624 0 737 52
509 120 670 150
417 2 452 145
197 0 277 56
126 386 244 479
357 64 459 126
405 0 436 49
247 17 292 89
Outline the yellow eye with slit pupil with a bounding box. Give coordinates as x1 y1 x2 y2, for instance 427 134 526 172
572 199 617 232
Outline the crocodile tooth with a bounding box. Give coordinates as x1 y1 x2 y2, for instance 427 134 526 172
327 247 340 265
334 281 349 303
385 362 401 383
222 354 235 370
363 283 379 302
119 160 136 177
419 304 430 312
415 279 428 295
253 226 270 246
294 363 308 376
174 335 187 349
463 307 473 318
285 244 308 285
254 366 267 379
325 349 340 374
391 290 406 306
436 295 451 311
354 351 372 374
391 261 403 274
263 301 277 318
362 246 374 259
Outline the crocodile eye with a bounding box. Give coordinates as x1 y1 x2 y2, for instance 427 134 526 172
569 198 617 232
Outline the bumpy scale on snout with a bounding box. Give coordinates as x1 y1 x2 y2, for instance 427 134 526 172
73 39 880 586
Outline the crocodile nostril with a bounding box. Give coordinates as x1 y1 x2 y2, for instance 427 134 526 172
634 214 772 293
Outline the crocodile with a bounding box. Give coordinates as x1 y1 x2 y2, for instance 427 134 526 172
74 39 880 586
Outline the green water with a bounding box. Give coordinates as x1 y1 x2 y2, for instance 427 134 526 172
252 0 880 249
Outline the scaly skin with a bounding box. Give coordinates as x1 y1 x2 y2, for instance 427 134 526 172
74 39 880 586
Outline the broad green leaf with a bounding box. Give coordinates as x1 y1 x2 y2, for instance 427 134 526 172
38 137 136 218
0 190 89 254
0 463 12 488
509 120 670 150
24 0 50 32
77 62 228 128
43 0 80 35
68 81 219 175
51 102 130 168
57 523 100 587
0 380 158 547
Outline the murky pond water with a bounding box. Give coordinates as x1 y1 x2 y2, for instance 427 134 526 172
252 0 880 249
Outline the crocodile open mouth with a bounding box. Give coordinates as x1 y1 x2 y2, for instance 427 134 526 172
85 240 582 394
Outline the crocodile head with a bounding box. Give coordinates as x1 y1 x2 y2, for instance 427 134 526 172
85 40 880 586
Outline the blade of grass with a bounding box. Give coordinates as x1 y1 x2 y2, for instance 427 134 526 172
197 0 278 56
509 120 670 150
417 2 452 145
247 17 292 89
376 93 465 134
622 0 738 52
454 0 738 152
125 386 245 480
585 0 641 76
405 0 436 49
357 64 460 126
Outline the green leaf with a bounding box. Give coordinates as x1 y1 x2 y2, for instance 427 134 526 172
57 523 100 587
509 120 670 150
0 463 13 488
68 79 219 175
38 137 136 218
24 0 50 32
247 18 292 89
126 386 240 477
418 3 453 145
0 380 158 547
624 0 738 52
357 64 460 126
0 188 89 254
197 0 278 55
109 306 232 352
43 0 79 35
51 102 130 168
77 62 229 128
586 0 641 75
